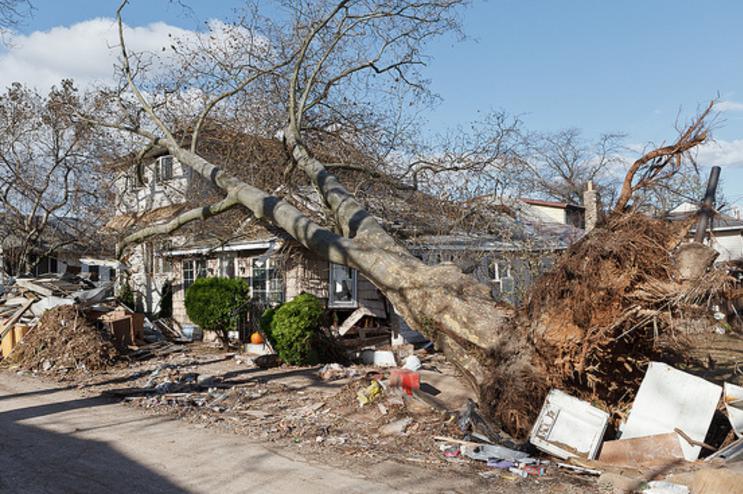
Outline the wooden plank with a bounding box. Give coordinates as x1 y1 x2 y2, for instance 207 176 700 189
599 433 685 467
338 307 373 336
14 279 54 297
0 299 34 341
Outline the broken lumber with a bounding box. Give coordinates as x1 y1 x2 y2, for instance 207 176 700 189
0 299 34 341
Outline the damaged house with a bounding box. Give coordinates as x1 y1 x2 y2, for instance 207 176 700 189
109 127 585 341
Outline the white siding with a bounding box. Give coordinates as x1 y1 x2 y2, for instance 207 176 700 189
114 158 190 216
710 231 743 262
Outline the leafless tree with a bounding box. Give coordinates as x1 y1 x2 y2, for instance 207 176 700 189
82 0 714 435
0 0 32 44
523 129 624 206
0 82 110 276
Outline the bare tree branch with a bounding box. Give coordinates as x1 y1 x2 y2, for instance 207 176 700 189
613 100 715 213
116 195 241 256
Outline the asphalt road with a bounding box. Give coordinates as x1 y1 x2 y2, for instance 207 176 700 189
0 371 400 494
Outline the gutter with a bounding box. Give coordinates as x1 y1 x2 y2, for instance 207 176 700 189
163 239 280 257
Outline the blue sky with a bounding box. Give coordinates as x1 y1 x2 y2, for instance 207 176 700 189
7 0 743 207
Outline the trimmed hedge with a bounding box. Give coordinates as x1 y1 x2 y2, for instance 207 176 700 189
185 277 249 346
269 293 324 365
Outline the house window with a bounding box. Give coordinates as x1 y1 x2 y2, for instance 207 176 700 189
128 163 146 191
488 259 514 298
328 263 358 308
183 259 207 290
155 155 174 183
88 265 100 282
250 258 282 305
218 254 235 278
156 256 172 274
31 256 58 276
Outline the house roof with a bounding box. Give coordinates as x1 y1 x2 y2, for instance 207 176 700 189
521 198 585 210
113 124 586 254
667 209 743 233
0 215 114 257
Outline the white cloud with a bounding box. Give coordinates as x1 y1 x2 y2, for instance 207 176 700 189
0 18 199 90
716 100 743 112
696 139 743 168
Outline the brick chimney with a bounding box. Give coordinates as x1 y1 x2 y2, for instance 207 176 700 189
583 181 599 232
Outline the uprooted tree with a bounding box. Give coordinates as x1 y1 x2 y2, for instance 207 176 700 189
82 0 722 437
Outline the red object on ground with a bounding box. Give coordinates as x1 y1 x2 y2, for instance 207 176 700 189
389 369 420 396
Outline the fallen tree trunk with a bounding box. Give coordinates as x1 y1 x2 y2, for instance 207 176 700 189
124 139 517 402
107 2 722 439
114 107 723 439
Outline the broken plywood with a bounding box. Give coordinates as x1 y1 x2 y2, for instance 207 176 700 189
620 362 721 461
338 305 387 336
599 432 685 467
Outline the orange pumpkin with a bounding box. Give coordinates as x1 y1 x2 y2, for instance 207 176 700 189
250 332 264 345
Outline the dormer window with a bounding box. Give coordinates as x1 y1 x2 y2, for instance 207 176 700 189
156 155 174 183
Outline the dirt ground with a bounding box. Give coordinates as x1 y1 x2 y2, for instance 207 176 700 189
1 343 607 493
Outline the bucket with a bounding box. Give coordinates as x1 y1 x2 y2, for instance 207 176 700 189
389 368 420 396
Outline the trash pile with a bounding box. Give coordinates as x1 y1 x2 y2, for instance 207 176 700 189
10 304 119 373
0 273 183 372
528 214 739 415
447 361 743 491
0 274 113 361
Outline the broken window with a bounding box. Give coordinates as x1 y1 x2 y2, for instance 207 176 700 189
183 258 206 290
488 258 514 298
250 257 282 305
155 155 174 183
328 263 358 308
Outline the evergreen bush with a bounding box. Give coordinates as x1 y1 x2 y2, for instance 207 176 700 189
185 277 249 348
269 293 324 365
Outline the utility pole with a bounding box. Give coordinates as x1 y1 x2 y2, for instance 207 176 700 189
693 166 721 244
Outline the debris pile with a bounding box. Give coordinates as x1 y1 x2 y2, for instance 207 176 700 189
10 305 119 373
94 352 483 471
0 273 182 371
525 213 739 423
0 274 114 361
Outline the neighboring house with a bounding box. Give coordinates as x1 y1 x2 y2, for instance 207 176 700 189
0 216 114 285
413 195 585 304
669 203 743 262
108 130 587 338
520 198 586 229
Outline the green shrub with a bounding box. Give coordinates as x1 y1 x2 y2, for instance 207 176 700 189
185 277 249 348
270 293 324 365
259 306 278 345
